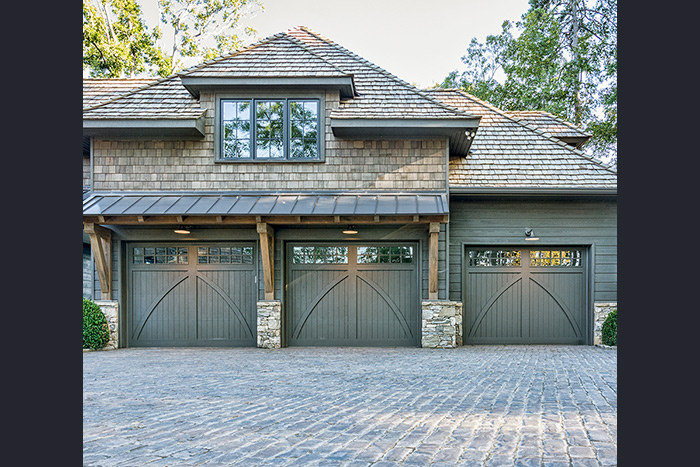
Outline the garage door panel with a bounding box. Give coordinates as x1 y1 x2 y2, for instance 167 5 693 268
196 270 256 341
356 271 415 342
289 269 351 343
130 270 191 342
465 247 587 345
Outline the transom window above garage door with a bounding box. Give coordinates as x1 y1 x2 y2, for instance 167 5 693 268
292 246 349 264
198 246 254 264
468 250 521 267
530 249 582 267
133 247 188 264
291 246 414 264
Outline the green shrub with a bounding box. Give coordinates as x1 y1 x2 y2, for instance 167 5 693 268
83 298 109 350
601 308 617 346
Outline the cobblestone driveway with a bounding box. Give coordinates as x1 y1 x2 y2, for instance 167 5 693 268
83 346 617 466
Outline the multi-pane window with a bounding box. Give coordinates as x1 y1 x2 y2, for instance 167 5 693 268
220 98 320 161
198 246 254 264
530 250 582 267
468 250 521 267
357 246 413 264
292 246 348 264
133 247 188 264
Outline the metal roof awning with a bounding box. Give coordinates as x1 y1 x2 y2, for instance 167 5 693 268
83 192 449 225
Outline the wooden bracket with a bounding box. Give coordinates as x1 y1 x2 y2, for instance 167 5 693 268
257 223 275 300
84 222 112 300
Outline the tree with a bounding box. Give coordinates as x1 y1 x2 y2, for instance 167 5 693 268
438 0 617 164
83 0 263 78
83 0 168 77
157 0 263 75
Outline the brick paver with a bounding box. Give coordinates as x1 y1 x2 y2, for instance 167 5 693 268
83 346 617 466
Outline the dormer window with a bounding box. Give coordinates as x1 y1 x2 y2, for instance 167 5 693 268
217 97 321 162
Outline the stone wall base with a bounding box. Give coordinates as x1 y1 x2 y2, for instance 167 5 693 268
594 302 617 345
421 300 463 348
257 300 282 349
94 300 119 350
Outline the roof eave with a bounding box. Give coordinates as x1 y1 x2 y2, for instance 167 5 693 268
83 117 206 138
179 76 357 99
449 186 617 199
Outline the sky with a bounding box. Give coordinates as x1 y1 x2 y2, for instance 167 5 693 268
136 0 530 88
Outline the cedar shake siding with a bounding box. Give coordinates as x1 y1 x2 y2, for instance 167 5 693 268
91 91 448 192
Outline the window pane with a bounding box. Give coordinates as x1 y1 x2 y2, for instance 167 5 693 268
256 100 284 159
289 100 318 159
222 100 251 159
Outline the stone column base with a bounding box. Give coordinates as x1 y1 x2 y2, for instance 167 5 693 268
594 302 617 345
257 300 281 349
421 300 463 348
94 300 119 350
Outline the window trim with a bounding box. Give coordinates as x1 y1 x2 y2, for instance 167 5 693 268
214 92 325 163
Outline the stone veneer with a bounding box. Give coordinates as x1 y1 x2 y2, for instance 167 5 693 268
421 300 463 348
257 301 282 349
594 302 617 345
94 300 119 350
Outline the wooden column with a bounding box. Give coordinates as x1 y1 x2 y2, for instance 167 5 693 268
257 222 275 300
429 222 440 300
84 222 112 300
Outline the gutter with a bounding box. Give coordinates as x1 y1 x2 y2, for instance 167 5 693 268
449 187 617 197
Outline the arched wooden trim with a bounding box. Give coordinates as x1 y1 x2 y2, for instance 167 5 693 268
292 273 349 339
529 277 583 338
196 274 254 338
468 277 522 338
134 274 189 339
357 274 413 338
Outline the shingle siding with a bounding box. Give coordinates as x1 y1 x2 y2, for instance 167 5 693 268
447 198 617 303
91 90 447 192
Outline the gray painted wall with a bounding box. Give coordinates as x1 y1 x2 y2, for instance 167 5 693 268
448 197 617 303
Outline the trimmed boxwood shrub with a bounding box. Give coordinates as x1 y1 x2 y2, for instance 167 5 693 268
601 309 617 346
83 298 109 350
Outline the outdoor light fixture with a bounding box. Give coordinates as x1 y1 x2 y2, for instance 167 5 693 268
342 225 358 235
524 228 539 241
174 226 192 235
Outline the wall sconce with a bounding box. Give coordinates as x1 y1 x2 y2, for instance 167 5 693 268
174 226 192 235
342 225 358 235
524 228 539 241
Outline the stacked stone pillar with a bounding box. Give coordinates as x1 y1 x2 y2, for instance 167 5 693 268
421 300 463 348
257 300 282 349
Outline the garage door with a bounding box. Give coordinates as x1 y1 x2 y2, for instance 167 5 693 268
464 247 588 344
127 243 257 347
287 244 419 346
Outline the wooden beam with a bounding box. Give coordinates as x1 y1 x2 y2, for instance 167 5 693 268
257 222 275 300
429 222 439 300
84 222 112 300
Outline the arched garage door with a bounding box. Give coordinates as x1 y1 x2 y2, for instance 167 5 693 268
286 243 419 346
127 243 257 347
464 247 588 344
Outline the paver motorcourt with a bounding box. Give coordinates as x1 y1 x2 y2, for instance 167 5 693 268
83 346 617 466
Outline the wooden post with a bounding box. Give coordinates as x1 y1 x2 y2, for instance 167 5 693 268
429 222 440 300
257 222 275 300
84 222 112 300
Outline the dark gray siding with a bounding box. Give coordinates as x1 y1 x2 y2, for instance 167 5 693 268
448 198 617 303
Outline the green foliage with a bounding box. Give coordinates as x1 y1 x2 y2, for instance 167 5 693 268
158 0 262 74
83 0 169 77
601 308 617 346
83 298 110 350
83 0 262 78
437 0 617 165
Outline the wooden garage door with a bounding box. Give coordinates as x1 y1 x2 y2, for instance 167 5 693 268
464 247 588 344
127 243 257 347
287 244 419 346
